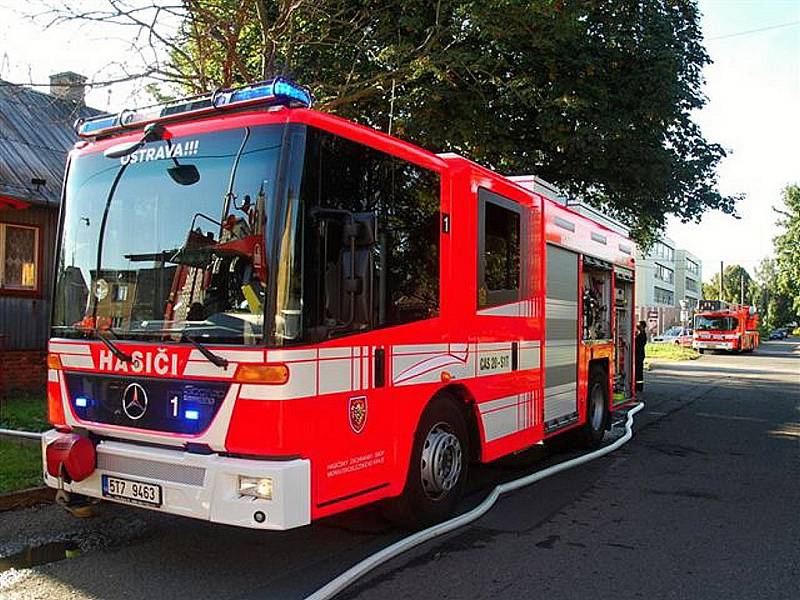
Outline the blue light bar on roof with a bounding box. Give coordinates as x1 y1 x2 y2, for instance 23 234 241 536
75 77 312 138
215 78 312 108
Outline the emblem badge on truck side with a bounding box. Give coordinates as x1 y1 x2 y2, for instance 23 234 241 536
122 383 149 420
348 396 367 434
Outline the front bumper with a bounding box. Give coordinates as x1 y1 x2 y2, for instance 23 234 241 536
693 341 734 350
41 430 311 530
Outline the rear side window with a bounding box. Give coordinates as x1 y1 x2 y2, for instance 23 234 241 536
478 188 523 308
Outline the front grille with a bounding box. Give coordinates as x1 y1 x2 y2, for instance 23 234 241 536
64 373 229 435
98 452 206 487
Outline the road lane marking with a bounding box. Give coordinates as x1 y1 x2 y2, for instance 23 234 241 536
695 412 766 423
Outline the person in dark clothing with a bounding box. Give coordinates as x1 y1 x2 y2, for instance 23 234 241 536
635 321 648 392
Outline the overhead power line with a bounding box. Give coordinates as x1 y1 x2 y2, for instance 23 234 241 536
708 20 800 41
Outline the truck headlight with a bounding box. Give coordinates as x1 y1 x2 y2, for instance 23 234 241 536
238 476 273 500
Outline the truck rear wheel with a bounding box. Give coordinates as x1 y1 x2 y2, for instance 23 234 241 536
545 367 609 452
575 367 610 448
384 394 469 529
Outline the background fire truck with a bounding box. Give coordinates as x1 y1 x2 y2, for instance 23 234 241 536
43 79 637 530
693 300 759 353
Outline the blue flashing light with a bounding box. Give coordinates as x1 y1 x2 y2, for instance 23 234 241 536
75 397 89 408
220 77 312 109
184 409 200 421
75 115 118 137
76 77 312 138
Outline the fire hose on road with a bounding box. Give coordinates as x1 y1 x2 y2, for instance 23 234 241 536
305 402 644 600
2 406 644 600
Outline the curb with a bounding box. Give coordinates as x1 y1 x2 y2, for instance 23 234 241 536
0 486 54 512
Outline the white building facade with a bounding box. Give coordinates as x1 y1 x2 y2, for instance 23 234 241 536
635 237 703 333
674 249 702 311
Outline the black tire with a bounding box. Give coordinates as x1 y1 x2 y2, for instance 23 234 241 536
545 367 609 452
698 349 705 354
383 394 469 529
573 367 610 448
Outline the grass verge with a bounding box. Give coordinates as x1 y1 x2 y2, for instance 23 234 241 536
0 394 47 493
0 393 49 432
0 439 43 493
645 342 700 361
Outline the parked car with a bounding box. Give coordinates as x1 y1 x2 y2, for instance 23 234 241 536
653 326 692 345
768 328 788 340
677 329 694 347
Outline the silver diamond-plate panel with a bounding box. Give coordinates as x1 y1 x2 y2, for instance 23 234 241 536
98 452 206 486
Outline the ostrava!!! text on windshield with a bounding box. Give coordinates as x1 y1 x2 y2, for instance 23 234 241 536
53 125 287 345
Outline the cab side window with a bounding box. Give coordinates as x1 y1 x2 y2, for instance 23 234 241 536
478 188 523 308
299 128 441 341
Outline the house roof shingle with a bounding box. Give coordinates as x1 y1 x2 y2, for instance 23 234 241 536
0 80 102 206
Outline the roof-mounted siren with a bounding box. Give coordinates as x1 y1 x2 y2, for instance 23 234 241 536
74 77 313 139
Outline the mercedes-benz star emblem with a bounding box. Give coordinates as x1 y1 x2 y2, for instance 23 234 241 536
122 382 148 420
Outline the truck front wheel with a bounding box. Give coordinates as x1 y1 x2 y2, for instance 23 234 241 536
384 394 469 529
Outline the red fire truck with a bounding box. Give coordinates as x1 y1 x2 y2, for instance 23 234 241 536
692 300 759 353
43 79 637 530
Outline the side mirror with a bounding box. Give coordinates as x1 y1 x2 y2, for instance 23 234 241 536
168 164 200 186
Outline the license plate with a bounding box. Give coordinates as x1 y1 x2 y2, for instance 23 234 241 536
102 475 162 507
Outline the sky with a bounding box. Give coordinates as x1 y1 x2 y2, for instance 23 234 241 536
665 0 800 282
0 0 798 284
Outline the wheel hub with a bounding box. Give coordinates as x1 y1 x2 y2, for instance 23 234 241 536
420 423 462 500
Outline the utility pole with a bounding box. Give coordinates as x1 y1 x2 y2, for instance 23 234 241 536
740 274 744 305
719 261 724 301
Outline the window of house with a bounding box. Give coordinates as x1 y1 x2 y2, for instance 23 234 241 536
114 284 129 302
686 277 698 292
655 263 674 284
653 242 674 261
654 286 674 305
0 223 39 291
687 259 699 276
478 188 523 308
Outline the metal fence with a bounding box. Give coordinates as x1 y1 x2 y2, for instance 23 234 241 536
0 427 42 440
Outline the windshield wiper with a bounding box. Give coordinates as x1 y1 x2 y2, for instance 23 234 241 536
95 329 133 363
181 331 229 369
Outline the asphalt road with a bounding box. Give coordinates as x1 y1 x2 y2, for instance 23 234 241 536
1 339 798 600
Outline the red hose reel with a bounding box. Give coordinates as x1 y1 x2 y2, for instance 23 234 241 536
45 433 96 482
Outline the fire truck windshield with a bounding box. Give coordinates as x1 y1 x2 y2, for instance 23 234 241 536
53 124 287 345
694 315 738 331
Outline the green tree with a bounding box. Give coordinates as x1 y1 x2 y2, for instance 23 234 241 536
702 264 754 306
750 258 797 331
42 0 740 245
774 184 800 315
